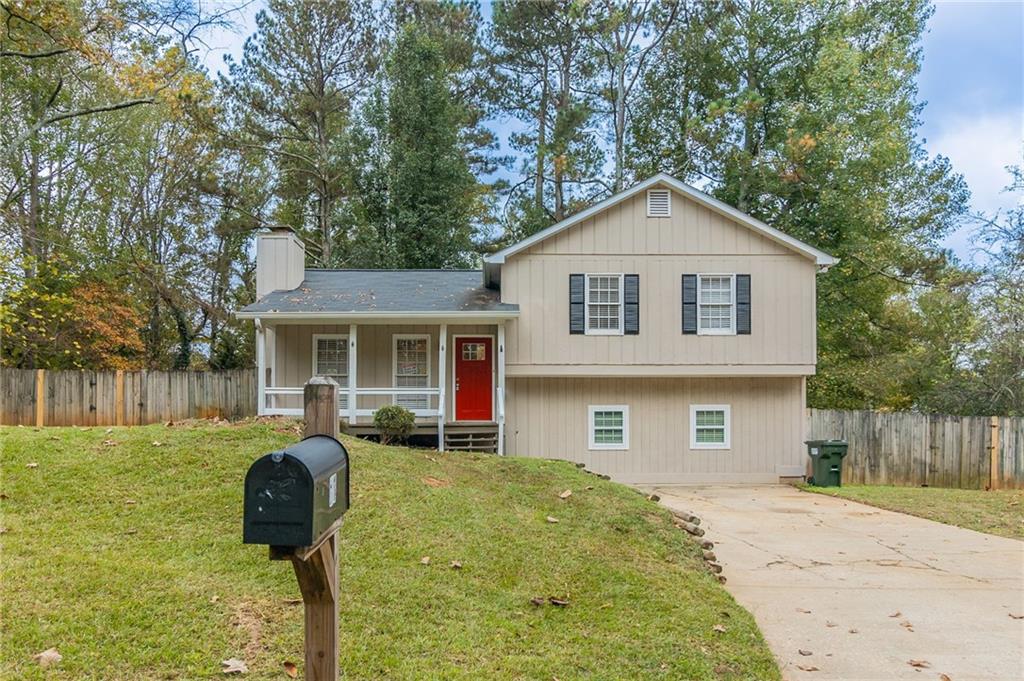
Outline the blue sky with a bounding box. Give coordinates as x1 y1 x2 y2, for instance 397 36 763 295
199 1 1023 260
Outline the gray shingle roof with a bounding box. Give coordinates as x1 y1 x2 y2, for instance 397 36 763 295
238 270 518 316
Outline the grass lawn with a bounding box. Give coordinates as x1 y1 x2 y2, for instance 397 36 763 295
1 421 777 680
803 485 1024 539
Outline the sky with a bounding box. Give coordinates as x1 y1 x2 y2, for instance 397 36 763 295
198 0 1024 261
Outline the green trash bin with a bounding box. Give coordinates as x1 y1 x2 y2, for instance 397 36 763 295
805 439 848 487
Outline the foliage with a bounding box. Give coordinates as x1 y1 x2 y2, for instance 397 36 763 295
630 0 974 411
372 404 416 445
0 255 144 369
1 422 778 679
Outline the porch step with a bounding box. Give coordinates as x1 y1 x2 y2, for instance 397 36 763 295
444 426 499 453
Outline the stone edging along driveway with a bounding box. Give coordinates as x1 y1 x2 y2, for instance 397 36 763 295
645 484 1024 681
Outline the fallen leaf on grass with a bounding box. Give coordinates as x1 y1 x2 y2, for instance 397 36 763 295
221 658 248 674
33 648 61 668
125 499 137 505
210 595 220 603
798 649 813 656
151 441 164 447
548 597 569 607
420 556 431 565
422 476 450 488
585 485 594 490
105 428 113 433
102 439 117 447
546 516 559 523
450 560 462 569
796 665 819 672
282 598 302 606
283 661 298 678
907 659 930 669
529 597 545 607
0 527 7 534
559 489 572 499
26 462 38 469
712 624 726 633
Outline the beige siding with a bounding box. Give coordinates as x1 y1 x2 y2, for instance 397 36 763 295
505 376 806 484
269 323 495 422
500 186 818 372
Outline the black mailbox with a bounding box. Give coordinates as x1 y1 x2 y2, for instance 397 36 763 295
243 435 349 548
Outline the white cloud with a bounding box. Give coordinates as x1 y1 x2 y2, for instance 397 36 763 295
926 111 1022 261
927 111 1022 216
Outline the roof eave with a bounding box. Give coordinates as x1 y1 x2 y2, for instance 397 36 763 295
234 309 520 322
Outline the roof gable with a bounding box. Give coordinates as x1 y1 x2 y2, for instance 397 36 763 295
485 174 836 266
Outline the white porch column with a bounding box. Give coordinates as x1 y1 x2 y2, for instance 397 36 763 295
348 324 357 425
266 325 277 410
255 318 266 416
497 322 506 456
438 323 447 452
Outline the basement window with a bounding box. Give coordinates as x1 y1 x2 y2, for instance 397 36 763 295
690 405 730 450
589 405 629 450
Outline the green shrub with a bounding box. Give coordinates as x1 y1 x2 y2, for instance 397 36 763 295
373 404 416 445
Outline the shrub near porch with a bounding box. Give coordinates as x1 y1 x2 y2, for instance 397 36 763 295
1 422 778 680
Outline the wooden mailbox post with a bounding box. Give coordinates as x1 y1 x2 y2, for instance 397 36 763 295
248 376 343 681
291 377 341 681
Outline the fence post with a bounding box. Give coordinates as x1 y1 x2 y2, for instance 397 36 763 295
115 370 125 427
34 369 45 427
989 416 1000 491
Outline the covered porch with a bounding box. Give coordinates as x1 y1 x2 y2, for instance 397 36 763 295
253 318 510 453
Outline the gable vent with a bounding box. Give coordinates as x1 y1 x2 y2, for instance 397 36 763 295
646 189 671 217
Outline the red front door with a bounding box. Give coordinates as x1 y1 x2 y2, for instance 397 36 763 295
454 337 493 421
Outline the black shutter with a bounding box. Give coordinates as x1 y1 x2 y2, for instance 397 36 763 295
736 274 751 334
682 274 697 334
569 273 585 334
624 274 639 335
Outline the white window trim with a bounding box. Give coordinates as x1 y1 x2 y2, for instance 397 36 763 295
312 333 349 409
696 273 737 336
646 188 672 217
392 333 431 408
312 333 349 380
690 404 731 450
584 273 625 336
588 404 630 450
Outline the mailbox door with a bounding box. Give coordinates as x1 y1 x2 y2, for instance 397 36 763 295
244 458 314 546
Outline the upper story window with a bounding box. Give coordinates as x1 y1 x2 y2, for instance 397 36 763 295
698 274 735 335
646 189 671 217
586 274 623 335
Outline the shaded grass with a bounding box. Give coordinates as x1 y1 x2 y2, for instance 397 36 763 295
1 421 778 680
802 484 1024 539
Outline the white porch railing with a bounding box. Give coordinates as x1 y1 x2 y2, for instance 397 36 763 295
263 386 441 419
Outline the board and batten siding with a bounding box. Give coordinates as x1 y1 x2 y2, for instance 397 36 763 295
499 185 817 373
504 376 806 484
270 323 496 421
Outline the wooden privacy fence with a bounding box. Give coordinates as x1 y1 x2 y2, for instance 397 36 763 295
807 409 1024 490
0 368 257 427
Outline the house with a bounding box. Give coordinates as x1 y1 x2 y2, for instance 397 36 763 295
235 173 835 484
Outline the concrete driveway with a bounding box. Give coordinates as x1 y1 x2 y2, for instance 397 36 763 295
646 485 1024 681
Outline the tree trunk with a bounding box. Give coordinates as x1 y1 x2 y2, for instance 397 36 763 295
535 61 549 212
